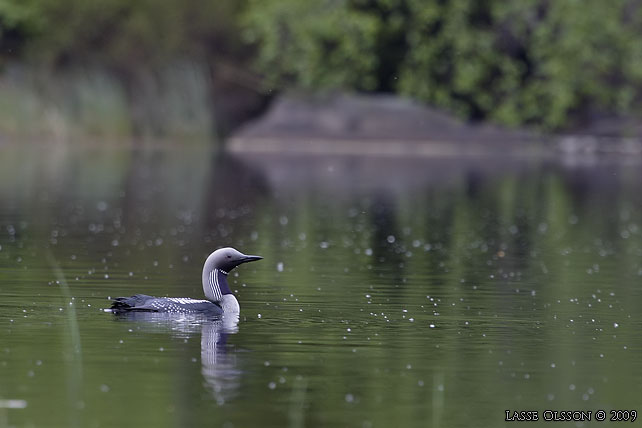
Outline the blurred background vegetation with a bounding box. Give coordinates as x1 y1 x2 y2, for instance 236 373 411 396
1 0 642 140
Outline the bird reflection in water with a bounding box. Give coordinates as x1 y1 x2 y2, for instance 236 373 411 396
113 312 241 404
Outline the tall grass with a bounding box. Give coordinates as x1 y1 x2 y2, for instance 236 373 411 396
0 61 216 143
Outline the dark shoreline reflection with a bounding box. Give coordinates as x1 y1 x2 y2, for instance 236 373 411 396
113 312 241 404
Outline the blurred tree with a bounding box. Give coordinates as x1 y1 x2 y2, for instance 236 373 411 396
0 0 267 139
0 0 246 68
243 0 380 91
244 0 642 130
3 0 642 132
0 1 41 61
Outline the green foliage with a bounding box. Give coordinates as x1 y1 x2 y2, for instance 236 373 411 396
0 0 40 59
245 0 642 129
243 0 380 91
0 0 246 140
3 0 642 130
0 0 245 68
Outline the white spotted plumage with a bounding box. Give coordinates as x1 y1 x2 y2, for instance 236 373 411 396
145 297 213 314
166 297 209 305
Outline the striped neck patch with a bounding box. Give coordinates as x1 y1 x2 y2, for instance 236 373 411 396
207 268 231 302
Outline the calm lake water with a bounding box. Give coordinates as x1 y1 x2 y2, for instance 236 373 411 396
1 144 642 427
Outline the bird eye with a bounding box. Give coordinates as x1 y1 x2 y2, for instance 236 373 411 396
227 255 232 258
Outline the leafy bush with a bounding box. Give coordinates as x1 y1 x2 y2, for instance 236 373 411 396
244 0 642 129
1 0 245 68
3 0 642 130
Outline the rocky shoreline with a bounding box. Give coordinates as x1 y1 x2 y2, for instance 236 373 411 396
229 93 642 159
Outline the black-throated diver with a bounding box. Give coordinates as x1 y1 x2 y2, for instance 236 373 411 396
110 247 262 315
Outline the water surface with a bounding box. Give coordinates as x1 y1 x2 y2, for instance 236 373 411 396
1 145 641 427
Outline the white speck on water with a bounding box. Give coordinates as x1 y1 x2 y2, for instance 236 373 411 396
569 384 576 391
0 399 27 409
100 384 110 393
418 380 424 386
614 322 619 328
319 241 329 249
276 262 284 272
159 347 164 352
97 201 108 211
264 361 270 366
547 393 555 401
429 323 435 328
257 313 262 319
409 318 414 322
345 393 355 403
550 363 556 368
279 216 288 225
387 235 395 244
364 248 373 256
582 393 589 401
268 382 276 390
436 384 444 392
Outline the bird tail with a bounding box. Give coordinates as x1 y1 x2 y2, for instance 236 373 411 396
110 294 153 313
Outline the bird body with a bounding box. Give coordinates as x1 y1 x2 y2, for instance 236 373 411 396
111 294 223 315
110 248 261 315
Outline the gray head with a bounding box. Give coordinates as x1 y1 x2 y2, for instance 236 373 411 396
202 247 262 304
203 247 262 275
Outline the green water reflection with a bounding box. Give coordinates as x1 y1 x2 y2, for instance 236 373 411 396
1 145 641 427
